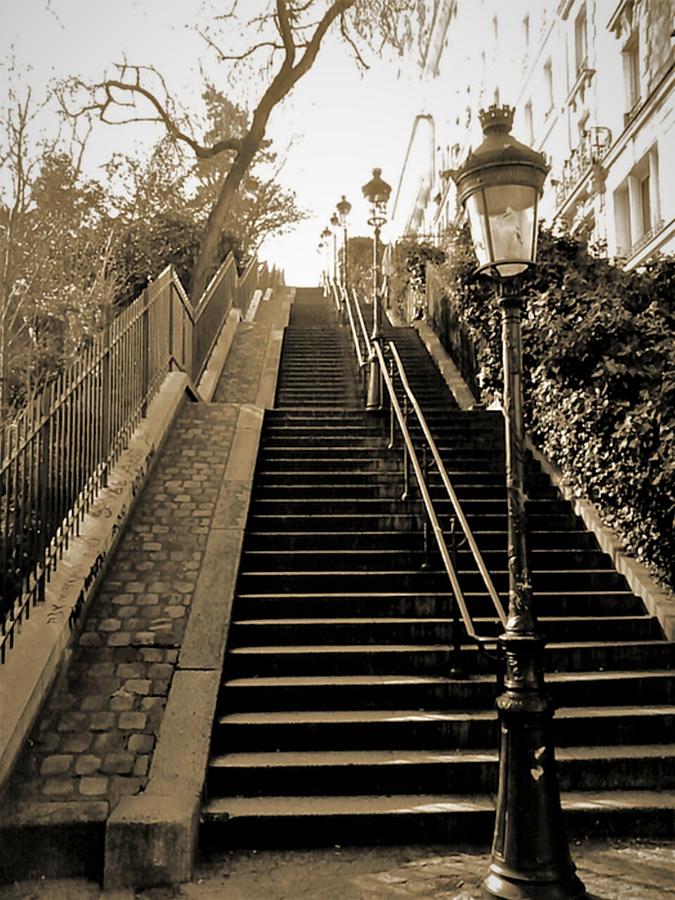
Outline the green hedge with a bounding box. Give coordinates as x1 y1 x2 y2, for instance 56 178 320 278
433 224 675 589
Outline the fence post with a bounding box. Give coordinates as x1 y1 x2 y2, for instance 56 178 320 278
168 281 174 370
101 307 112 485
141 288 150 416
37 390 51 600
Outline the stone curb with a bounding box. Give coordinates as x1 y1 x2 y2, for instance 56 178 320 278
257 295 292 408
413 321 477 410
0 372 189 799
417 320 675 637
197 308 241 403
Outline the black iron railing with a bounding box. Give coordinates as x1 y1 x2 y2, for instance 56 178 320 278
0 255 282 661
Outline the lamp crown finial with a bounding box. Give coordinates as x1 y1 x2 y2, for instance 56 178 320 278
479 104 515 135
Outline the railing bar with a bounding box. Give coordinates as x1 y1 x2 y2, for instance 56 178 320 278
387 341 507 628
374 342 481 641
341 284 364 369
351 287 371 356
27 403 38 604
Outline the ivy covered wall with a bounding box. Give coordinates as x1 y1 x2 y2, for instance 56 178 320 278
421 225 675 589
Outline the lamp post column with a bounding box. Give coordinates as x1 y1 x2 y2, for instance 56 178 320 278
333 232 338 283
366 220 382 410
484 285 584 900
362 168 390 412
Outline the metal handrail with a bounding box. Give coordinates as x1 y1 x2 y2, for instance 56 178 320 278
351 286 371 353
329 280 342 314
339 284 507 653
386 340 507 630
373 340 505 647
340 283 365 370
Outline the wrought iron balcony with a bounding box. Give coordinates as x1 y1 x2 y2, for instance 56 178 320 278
617 217 665 261
553 127 612 209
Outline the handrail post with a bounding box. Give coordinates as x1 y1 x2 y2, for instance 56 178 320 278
101 307 112 484
449 516 464 677
421 443 430 568
401 394 409 501
387 356 395 449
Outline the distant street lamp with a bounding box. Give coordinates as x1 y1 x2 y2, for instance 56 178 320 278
320 227 333 284
330 213 340 284
361 168 391 411
336 196 352 288
452 104 585 900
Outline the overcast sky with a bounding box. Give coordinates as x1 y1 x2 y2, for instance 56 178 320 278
1 0 423 285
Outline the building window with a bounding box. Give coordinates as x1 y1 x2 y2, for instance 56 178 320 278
623 32 640 114
614 184 631 254
524 101 534 144
544 59 554 112
575 5 588 73
613 147 660 256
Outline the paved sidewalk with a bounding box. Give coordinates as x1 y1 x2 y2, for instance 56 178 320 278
1 840 674 898
0 289 291 883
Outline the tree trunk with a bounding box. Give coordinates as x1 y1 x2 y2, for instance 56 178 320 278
189 141 256 303
187 0 355 303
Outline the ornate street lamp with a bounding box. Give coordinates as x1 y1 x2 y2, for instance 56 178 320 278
361 168 391 410
330 213 340 284
452 105 585 900
336 195 352 288
320 227 333 285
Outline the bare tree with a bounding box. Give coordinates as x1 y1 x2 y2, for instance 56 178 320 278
62 0 426 302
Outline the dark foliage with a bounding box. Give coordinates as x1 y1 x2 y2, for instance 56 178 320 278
432 224 675 588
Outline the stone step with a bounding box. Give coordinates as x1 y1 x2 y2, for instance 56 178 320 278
219 670 675 712
240 548 615 573
202 789 675 850
249 497 574 517
226 641 675 678
244 529 599 552
228 615 662 646
234 590 646 618
211 706 675 752
236 567 630 594
206 744 675 797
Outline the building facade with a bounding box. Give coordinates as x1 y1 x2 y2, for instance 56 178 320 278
391 0 674 270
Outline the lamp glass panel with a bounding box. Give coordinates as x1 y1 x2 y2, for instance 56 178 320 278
467 184 538 277
465 191 493 269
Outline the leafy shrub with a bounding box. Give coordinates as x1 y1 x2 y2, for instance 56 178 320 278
431 224 675 588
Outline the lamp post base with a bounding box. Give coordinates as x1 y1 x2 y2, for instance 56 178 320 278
483 631 586 900
483 871 586 900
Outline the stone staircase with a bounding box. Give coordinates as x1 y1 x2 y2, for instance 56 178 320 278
201 287 675 850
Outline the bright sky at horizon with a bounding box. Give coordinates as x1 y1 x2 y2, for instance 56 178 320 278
1 0 424 286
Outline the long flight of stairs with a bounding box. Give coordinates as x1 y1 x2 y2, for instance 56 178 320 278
201 287 675 849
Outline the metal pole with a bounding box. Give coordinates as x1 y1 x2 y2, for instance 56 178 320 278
333 232 338 284
484 284 584 900
366 223 382 410
343 224 349 290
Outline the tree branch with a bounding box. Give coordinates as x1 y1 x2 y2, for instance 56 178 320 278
340 11 369 70
63 69 243 160
198 28 284 63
